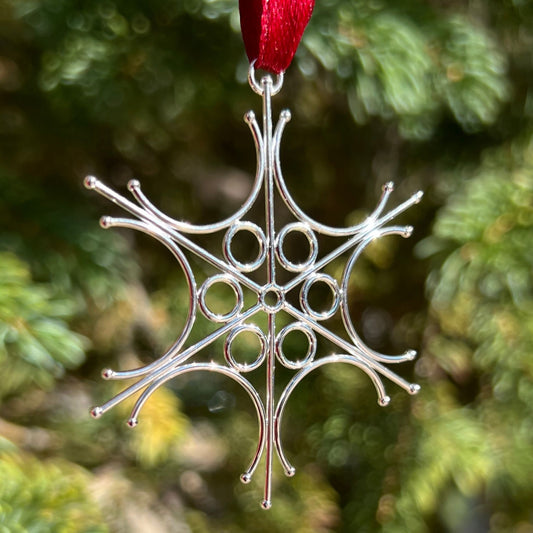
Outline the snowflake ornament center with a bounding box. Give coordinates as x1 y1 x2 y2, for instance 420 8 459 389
85 65 422 509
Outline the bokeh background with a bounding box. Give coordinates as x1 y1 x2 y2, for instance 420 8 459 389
1 1 533 531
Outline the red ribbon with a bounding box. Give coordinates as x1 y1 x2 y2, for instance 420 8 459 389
239 0 315 74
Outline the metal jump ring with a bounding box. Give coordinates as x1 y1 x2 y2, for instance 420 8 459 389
275 322 317 370
300 273 341 321
248 60 284 96
224 324 267 372
223 221 267 272
198 274 244 323
276 222 318 272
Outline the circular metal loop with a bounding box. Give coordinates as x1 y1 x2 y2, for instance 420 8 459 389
198 274 243 323
259 285 285 314
275 222 318 272
224 324 267 373
248 60 284 96
300 273 341 321
223 221 267 272
275 322 317 370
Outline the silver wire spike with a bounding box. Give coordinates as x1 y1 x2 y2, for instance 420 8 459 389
85 62 422 509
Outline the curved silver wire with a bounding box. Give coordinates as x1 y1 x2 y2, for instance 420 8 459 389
340 226 418 364
272 114 416 236
274 355 389 475
283 301 420 396
127 362 266 483
84 175 263 294
90 303 263 419
125 111 265 234
96 217 197 380
280 188 423 295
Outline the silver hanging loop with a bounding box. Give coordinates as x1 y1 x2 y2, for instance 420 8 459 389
248 60 284 95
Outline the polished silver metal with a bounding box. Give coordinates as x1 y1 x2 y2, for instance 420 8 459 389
85 65 422 509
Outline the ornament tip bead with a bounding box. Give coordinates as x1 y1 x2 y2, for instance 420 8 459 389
84 176 98 189
409 383 421 395
100 216 113 229
383 181 394 192
379 396 391 407
240 473 252 484
127 418 138 428
90 406 103 419
280 109 291 121
101 368 115 379
261 500 272 510
286 467 296 477
127 179 140 191
403 226 414 238
406 349 417 361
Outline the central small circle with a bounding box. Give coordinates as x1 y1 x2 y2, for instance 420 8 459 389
260 286 285 313
263 290 279 306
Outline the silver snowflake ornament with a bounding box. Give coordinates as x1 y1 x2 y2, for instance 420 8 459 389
85 65 422 509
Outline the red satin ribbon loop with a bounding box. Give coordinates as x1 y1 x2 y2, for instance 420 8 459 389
239 0 315 74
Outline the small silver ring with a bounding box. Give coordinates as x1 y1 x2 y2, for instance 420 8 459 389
276 222 318 272
248 60 284 96
259 285 285 314
224 324 267 372
223 221 267 272
198 274 243 323
275 322 317 369
300 273 341 321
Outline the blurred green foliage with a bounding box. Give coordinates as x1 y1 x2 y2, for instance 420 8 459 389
304 2 509 138
0 252 86 399
0 0 532 531
0 443 107 532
